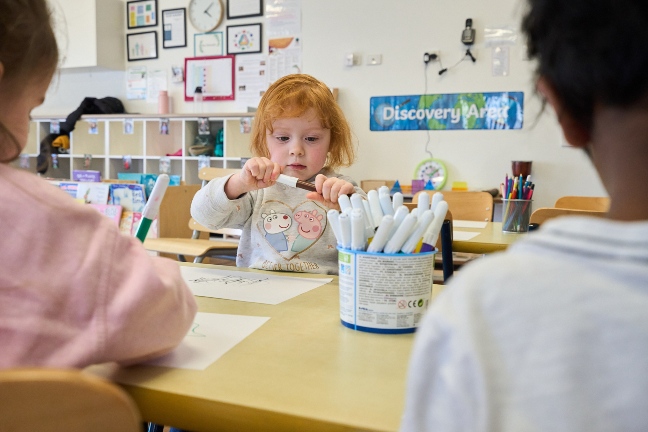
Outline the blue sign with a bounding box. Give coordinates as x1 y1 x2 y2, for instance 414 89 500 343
370 92 524 131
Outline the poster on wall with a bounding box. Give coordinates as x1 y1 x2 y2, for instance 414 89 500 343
369 92 524 131
184 56 235 101
127 0 157 29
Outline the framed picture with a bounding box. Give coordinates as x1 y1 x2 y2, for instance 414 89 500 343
227 23 262 55
227 0 263 19
127 31 158 61
184 56 235 101
162 8 186 48
127 0 157 29
194 31 224 57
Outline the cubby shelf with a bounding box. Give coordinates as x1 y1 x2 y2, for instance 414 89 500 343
20 113 254 185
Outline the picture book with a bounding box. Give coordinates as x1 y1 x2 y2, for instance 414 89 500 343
109 183 147 212
88 204 123 226
76 182 111 204
73 170 101 182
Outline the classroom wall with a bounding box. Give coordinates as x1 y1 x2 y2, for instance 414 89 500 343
35 0 608 208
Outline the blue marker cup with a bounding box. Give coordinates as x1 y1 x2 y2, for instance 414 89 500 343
502 199 533 233
337 247 436 334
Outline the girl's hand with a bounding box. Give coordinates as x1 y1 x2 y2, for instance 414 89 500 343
306 174 356 209
225 157 281 199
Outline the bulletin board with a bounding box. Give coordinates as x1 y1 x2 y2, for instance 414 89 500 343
184 55 236 101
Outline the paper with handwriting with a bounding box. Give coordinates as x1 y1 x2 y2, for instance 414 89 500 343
180 266 333 305
146 312 269 370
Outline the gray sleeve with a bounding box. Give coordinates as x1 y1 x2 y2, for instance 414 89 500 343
190 174 255 230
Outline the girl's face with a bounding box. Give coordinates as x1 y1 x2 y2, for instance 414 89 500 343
0 75 50 158
266 108 331 181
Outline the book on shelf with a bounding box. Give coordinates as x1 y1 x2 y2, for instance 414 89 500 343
88 204 122 226
73 169 101 182
109 183 147 212
56 181 110 204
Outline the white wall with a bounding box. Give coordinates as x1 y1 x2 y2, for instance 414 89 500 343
35 0 608 208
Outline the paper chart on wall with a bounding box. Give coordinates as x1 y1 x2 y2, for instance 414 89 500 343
184 56 235 101
180 266 332 305
145 312 270 370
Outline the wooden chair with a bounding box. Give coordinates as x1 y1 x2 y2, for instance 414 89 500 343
0 368 141 432
530 207 607 227
144 167 241 263
413 190 494 222
554 195 610 212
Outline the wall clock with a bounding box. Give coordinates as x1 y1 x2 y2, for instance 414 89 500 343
189 0 224 33
414 158 448 190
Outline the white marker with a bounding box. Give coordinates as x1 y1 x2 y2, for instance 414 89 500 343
327 209 343 246
135 174 169 243
378 185 390 196
339 212 352 250
351 208 366 251
389 205 410 238
384 213 417 254
392 192 404 210
400 209 435 254
431 192 444 211
367 215 394 253
362 200 375 230
421 201 449 251
367 190 384 228
337 193 352 213
351 194 375 240
379 193 395 216
417 192 430 213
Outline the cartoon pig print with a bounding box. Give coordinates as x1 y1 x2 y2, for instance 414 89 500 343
291 210 324 252
261 210 292 252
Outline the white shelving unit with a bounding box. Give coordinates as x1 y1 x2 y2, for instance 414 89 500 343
20 114 254 185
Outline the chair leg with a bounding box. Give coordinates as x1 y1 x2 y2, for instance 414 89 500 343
440 220 454 281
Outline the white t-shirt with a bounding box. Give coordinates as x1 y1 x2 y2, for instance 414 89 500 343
401 216 648 432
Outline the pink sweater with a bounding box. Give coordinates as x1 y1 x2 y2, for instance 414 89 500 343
0 164 197 368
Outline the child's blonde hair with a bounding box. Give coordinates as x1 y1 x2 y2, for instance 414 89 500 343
250 74 355 170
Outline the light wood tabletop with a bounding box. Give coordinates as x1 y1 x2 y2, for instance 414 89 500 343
452 221 527 254
89 264 445 432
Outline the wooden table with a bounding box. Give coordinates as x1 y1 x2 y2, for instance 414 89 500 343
452 221 527 254
90 264 444 432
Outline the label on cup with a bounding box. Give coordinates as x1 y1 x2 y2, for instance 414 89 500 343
338 248 435 334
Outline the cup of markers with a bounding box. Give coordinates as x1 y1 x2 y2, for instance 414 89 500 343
501 173 534 233
329 187 448 334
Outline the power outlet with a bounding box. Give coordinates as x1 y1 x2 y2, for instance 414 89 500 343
423 50 440 64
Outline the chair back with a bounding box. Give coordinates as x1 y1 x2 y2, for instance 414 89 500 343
413 190 493 221
0 368 141 432
530 207 607 225
554 195 610 212
199 167 242 186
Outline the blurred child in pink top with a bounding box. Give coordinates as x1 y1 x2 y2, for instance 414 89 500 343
0 0 197 368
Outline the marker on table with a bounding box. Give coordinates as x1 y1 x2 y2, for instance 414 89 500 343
419 201 448 253
135 174 170 243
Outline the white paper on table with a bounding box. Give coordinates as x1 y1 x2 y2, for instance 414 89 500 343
453 231 480 241
180 266 332 305
453 220 488 229
146 312 269 370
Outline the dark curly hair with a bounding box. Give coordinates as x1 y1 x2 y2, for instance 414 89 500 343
522 0 648 131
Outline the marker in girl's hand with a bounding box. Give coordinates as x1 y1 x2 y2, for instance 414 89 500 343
276 174 353 198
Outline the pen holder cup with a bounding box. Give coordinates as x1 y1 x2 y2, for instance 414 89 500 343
337 247 436 334
502 199 533 233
